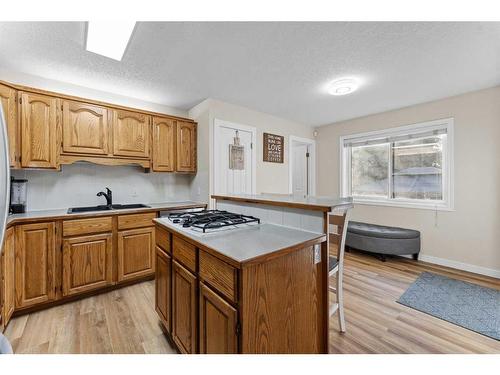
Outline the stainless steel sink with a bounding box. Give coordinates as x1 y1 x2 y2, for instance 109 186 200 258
67 204 150 214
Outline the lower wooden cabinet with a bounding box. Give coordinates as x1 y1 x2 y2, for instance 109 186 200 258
62 233 113 297
117 227 155 283
155 246 171 332
1 227 15 330
172 260 197 354
199 283 238 354
15 222 56 309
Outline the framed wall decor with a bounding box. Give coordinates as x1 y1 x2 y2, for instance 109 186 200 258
263 133 284 163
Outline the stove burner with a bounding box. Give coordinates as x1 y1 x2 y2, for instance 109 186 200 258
168 210 260 233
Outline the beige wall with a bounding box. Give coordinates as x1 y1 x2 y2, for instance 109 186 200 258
189 98 314 204
316 86 500 277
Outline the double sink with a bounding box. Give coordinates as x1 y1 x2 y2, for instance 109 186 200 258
67 203 149 214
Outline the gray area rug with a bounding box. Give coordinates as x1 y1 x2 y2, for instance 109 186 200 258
397 272 500 340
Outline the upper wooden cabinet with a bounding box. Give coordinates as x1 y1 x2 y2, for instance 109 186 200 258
15 222 56 309
19 92 59 169
152 116 175 172
176 121 197 173
112 109 150 158
0 84 18 167
62 101 109 156
0 80 197 172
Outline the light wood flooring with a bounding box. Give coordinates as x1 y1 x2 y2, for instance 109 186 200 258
4 249 500 354
329 249 500 353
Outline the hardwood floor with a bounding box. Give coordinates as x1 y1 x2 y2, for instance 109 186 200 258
4 249 499 354
4 281 176 354
329 249 500 354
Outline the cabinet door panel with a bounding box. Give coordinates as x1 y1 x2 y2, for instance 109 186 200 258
172 260 197 353
112 109 150 158
0 84 18 167
155 246 171 332
117 227 155 282
15 222 56 308
20 92 59 169
199 283 238 354
62 233 113 297
152 116 175 172
3 227 15 326
176 121 196 172
62 101 108 155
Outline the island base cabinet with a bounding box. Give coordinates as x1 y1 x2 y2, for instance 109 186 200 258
155 246 171 332
199 283 238 354
241 245 323 353
62 233 113 297
172 260 197 354
15 222 56 309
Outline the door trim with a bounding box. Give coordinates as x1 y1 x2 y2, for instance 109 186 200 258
213 119 257 206
289 135 316 196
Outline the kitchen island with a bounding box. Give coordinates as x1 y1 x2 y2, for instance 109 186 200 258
153 216 328 354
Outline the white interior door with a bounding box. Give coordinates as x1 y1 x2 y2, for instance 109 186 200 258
292 143 309 197
214 120 256 196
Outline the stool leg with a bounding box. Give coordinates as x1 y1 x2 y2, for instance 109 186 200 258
337 268 346 333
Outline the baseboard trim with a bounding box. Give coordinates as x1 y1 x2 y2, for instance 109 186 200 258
414 254 500 279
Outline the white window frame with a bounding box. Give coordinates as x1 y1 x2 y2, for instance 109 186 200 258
340 118 454 211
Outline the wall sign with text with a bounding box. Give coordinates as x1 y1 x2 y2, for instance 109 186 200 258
263 133 284 163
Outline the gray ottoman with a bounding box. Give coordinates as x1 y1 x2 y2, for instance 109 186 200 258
346 221 420 261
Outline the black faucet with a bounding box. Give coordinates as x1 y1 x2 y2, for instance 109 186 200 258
97 187 113 209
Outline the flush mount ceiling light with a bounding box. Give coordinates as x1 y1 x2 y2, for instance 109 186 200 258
327 78 360 96
86 21 136 61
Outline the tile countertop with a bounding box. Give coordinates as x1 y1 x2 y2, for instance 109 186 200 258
154 218 326 264
211 193 353 212
6 201 207 226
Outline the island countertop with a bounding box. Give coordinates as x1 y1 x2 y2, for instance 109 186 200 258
154 218 326 266
211 193 353 212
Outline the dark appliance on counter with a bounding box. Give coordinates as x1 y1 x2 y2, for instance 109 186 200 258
10 177 27 214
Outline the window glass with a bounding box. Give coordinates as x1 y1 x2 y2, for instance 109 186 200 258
392 135 443 200
351 144 389 197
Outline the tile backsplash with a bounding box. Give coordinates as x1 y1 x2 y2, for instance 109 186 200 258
11 163 193 211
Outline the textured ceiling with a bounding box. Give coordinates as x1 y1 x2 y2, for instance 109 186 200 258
0 22 499 126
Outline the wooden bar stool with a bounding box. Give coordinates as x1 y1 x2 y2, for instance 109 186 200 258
328 207 350 333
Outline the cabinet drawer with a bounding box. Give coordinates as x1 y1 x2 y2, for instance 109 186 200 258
118 212 157 230
156 226 171 253
199 251 237 303
63 217 112 236
172 236 196 272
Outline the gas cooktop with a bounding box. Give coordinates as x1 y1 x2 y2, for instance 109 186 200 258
168 209 260 233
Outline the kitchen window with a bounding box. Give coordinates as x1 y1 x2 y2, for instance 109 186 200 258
340 118 454 210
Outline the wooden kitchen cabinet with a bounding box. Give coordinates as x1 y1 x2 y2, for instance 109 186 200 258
2 227 15 329
19 92 60 169
172 260 197 354
15 222 56 309
0 83 18 167
112 109 150 158
62 233 113 297
176 121 196 172
155 246 171 332
62 100 109 156
117 227 155 283
199 283 238 354
152 116 175 172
